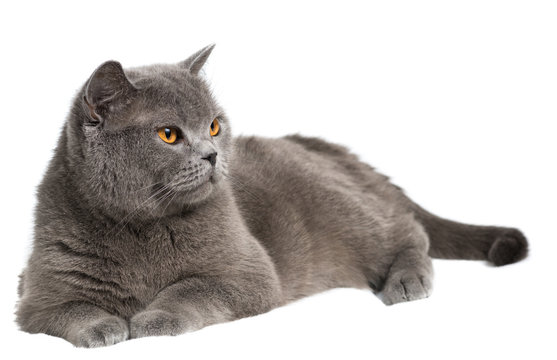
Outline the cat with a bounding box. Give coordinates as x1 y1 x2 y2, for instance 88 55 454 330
16 45 528 347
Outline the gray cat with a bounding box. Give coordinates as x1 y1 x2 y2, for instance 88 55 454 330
16 45 528 347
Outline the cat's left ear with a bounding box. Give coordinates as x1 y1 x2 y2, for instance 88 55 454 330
179 44 215 75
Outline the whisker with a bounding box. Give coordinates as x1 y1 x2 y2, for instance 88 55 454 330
153 190 180 229
131 182 162 193
105 181 175 237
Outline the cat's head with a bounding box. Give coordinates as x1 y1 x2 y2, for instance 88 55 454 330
66 45 231 220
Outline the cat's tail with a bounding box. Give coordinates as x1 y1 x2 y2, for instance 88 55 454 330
410 203 528 266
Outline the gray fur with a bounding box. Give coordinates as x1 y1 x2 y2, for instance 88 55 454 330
16 46 528 347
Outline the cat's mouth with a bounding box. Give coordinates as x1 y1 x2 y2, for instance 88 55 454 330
170 165 222 203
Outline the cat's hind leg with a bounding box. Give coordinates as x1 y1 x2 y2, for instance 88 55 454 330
380 247 433 305
375 215 433 305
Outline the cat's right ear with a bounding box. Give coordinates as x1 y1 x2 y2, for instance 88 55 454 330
83 61 136 125
179 44 215 75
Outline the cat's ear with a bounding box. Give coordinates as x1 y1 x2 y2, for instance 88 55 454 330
83 61 136 124
179 44 215 75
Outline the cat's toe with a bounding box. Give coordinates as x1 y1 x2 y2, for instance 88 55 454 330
130 309 188 338
381 272 432 306
73 316 129 348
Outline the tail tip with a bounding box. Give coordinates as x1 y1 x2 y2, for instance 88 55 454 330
488 228 529 266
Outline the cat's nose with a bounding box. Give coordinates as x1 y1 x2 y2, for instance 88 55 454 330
202 152 218 167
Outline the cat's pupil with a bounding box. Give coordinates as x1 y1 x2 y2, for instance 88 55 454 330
165 128 171 139
210 122 214 131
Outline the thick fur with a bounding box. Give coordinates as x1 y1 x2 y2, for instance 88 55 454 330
16 46 528 347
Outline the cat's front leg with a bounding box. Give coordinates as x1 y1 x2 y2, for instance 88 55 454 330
17 301 128 347
130 275 280 339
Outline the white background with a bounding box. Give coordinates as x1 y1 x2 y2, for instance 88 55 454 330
1 1 555 359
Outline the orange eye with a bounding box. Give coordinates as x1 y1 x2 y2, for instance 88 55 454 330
210 118 220 136
158 127 178 144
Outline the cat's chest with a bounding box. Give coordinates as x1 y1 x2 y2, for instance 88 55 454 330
108 220 221 297
78 207 242 318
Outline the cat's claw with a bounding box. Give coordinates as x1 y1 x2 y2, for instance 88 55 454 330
73 316 129 348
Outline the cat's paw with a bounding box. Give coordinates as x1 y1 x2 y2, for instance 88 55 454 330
381 271 433 306
130 309 188 339
72 316 129 348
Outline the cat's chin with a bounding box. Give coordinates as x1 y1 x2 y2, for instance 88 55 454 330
164 177 222 214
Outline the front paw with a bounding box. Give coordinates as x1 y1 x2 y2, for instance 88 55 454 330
130 309 189 338
72 316 129 348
